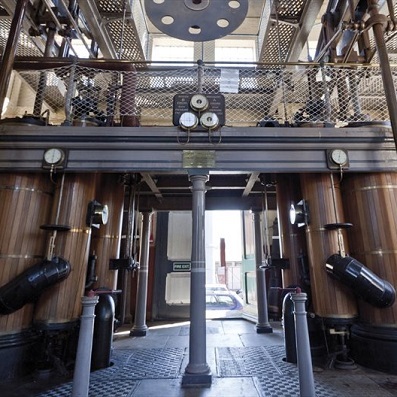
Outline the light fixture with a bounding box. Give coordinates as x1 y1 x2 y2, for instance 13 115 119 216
86 200 109 228
289 199 309 227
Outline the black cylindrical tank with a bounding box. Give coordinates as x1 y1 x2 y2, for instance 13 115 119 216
326 254 396 308
91 293 115 370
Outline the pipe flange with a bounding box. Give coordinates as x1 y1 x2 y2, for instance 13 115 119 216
144 0 249 42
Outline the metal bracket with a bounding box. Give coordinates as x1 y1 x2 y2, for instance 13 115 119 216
109 257 139 271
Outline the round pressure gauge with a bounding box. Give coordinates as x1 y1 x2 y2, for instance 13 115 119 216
43 148 65 166
330 149 348 165
94 204 109 225
190 94 209 111
179 112 198 130
200 112 219 129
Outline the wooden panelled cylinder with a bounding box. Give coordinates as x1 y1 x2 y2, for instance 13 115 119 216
300 173 357 321
276 174 307 288
0 174 53 334
34 174 96 328
342 173 397 326
90 174 124 290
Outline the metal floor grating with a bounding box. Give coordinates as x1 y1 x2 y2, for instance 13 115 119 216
10 344 397 396
37 378 139 397
217 345 395 397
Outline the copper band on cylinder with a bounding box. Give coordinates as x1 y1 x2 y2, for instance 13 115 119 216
342 173 397 326
0 174 53 333
300 173 357 321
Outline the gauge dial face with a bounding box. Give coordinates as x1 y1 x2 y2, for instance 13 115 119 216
330 149 348 165
101 205 109 225
190 94 209 111
200 112 219 129
289 204 296 225
44 148 65 165
179 112 198 129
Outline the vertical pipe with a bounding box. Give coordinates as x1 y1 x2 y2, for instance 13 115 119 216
291 292 316 397
253 211 273 333
119 181 136 325
183 174 211 387
220 237 226 286
33 23 56 117
64 63 76 125
130 211 152 336
0 0 30 116
368 0 397 146
120 66 139 126
71 295 99 397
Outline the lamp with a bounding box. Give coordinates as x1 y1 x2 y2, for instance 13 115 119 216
289 199 309 227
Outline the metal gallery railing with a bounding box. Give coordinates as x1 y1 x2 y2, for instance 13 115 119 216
3 60 394 128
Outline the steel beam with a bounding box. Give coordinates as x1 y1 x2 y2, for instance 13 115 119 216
0 125 395 173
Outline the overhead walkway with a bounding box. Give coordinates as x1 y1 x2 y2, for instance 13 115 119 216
2 318 397 397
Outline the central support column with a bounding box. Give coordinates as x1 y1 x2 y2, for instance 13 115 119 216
253 211 273 333
182 173 212 387
130 211 152 336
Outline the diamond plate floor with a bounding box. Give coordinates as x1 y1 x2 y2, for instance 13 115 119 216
2 319 397 397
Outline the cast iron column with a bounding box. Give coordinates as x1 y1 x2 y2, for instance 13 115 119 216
130 211 152 336
182 173 212 387
253 211 272 333
291 292 315 397
71 295 99 397
0 0 30 116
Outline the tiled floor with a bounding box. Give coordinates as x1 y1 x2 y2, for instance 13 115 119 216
2 319 397 396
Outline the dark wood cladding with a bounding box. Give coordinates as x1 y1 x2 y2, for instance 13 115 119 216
34 174 96 327
276 173 307 288
300 173 357 320
342 172 397 326
91 174 124 290
0 173 53 333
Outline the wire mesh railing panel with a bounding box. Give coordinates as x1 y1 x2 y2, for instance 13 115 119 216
4 63 393 127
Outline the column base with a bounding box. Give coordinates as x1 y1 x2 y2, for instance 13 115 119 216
182 372 212 388
130 327 148 337
256 324 273 334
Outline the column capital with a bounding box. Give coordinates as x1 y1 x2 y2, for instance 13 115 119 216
188 171 209 182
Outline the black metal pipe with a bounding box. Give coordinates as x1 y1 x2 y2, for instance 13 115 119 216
326 254 396 308
368 0 397 148
282 292 297 363
91 293 115 370
0 0 30 116
33 23 57 117
0 256 71 314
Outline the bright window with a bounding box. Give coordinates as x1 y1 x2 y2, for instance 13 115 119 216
215 39 257 64
151 37 194 62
